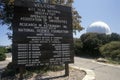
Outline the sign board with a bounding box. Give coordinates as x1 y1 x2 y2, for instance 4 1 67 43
12 1 74 67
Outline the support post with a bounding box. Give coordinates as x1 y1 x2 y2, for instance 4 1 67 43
65 63 69 76
19 67 24 80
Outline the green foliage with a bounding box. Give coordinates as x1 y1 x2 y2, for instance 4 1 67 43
109 33 120 41
78 33 120 57
0 0 14 25
0 47 8 53
80 33 103 57
107 58 120 64
74 38 84 56
0 47 7 61
0 52 6 61
100 41 120 61
97 33 111 44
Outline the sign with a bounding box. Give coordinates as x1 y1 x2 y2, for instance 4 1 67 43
12 1 74 67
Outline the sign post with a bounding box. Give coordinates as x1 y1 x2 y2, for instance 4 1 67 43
12 0 74 76
19 67 24 80
65 63 69 76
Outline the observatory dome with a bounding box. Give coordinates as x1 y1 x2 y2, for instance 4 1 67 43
87 21 111 34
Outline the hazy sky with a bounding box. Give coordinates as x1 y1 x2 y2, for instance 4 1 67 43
0 0 120 46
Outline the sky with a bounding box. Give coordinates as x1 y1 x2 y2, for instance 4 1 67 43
0 0 120 46
73 0 120 38
0 24 12 46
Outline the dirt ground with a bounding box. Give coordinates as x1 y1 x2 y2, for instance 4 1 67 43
28 68 86 80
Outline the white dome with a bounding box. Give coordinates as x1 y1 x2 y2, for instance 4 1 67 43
87 21 111 34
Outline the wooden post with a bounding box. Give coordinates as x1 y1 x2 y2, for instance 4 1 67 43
19 67 24 80
65 63 69 76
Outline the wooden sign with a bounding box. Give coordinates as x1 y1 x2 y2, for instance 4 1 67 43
12 1 74 67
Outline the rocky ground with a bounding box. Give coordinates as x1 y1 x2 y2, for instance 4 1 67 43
29 68 86 80
1 67 85 80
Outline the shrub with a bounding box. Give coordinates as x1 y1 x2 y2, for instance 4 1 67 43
0 47 8 53
0 52 6 61
74 38 85 56
0 47 7 61
100 41 120 61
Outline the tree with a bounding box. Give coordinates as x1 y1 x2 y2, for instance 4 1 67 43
74 38 83 56
79 32 120 57
100 41 120 62
0 0 83 32
109 33 120 41
80 33 103 57
73 32 120 57
96 33 111 44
